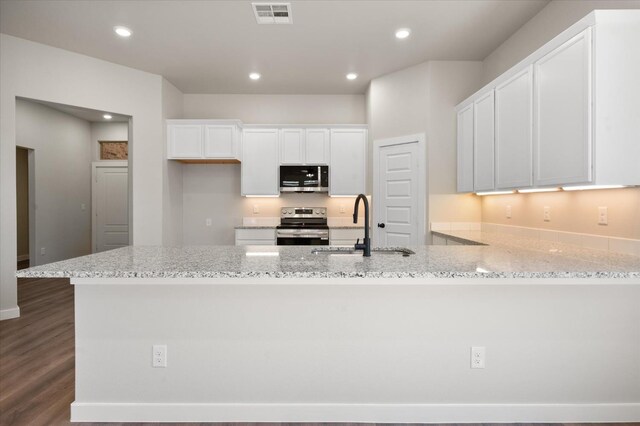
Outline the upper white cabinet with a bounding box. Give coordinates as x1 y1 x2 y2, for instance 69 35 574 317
167 120 241 161
242 128 279 196
495 66 533 189
305 128 330 164
280 128 330 165
456 103 474 193
534 29 592 186
473 91 495 191
168 124 202 159
330 128 367 196
456 11 640 192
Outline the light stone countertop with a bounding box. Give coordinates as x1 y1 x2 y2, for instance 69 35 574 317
234 225 365 229
16 238 640 280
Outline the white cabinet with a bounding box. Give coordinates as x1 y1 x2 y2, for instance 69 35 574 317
456 103 474 193
329 228 363 246
167 120 241 161
473 91 495 191
495 66 533 189
235 228 276 246
168 124 202 158
280 128 304 164
329 129 367 196
204 125 239 159
241 128 279 196
457 12 640 191
534 29 592 186
280 128 330 165
305 129 330 164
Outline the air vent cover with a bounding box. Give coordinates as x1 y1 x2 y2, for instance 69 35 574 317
252 2 292 24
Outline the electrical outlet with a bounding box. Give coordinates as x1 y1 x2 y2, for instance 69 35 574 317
543 206 551 222
152 344 167 368
339 205 346 214
598 206 608 225
506 205 512 219
40 247 46 256
471 346 485 369
253 205 260 214
205 218 212 227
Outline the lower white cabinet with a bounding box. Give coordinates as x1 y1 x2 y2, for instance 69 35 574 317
329 129 367 196
242 129 279 196
329 228 364 246
235 228 276 246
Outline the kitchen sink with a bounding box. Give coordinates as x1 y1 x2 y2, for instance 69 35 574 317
311 247 415 257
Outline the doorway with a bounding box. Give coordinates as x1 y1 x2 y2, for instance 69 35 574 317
372 133 426 246
15 147 34 270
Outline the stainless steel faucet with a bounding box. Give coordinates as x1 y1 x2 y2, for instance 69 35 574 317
353 194 371 257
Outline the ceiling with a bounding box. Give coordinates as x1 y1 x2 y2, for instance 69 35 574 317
23 98 130 123
0 0 550 94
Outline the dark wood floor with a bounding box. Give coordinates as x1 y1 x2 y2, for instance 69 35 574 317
1 277 638 426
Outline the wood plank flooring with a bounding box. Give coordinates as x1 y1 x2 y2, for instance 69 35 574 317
1 277 638 426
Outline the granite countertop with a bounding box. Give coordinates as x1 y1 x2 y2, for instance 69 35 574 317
16 239 640 280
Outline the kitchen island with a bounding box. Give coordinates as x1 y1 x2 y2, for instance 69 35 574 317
17 242 640 423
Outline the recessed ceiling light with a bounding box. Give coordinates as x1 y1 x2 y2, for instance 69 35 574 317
103 114 112 120
346 73 358 80
395 28 411 39
113 26 132 37
249 72 261 80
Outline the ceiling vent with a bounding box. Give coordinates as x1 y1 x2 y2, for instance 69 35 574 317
252 2 293 24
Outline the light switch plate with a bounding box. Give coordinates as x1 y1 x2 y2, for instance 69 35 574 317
598 206 608 225
543 206 551 222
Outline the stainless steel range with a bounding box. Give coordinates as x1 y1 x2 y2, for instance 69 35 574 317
276 207 329 246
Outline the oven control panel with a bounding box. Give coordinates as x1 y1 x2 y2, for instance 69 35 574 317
281 207 326 218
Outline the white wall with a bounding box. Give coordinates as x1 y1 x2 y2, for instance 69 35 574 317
181 94 367 245
16 99 93 266
162 78 184 246
90 122 128 161
1 34 165 319
367 61 484 239
183 94 366 124
482 0 640 83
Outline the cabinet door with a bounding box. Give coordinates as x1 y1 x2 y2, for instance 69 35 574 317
495 66 533 189
305 128 330 164
456 103 474 193
534 28 592 186
242 129 279 196
330 129 367 196
168 124 203 158
280 129 305 164
473 91 495 191
204 125 237 159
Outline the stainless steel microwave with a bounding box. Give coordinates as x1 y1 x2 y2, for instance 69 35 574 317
280 166 329 193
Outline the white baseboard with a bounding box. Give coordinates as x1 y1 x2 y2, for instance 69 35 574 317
71 402 640 423
17 254 29 262
0 306 20 320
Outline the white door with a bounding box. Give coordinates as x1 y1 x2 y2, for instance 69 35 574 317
534 28 592 186
375 141 421 247
473 90 495 191
495 66 533 189
93 164 129 252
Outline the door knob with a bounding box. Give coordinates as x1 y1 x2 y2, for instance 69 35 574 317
377 223 386 228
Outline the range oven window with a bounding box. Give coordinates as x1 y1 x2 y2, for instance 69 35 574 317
280 166 328 192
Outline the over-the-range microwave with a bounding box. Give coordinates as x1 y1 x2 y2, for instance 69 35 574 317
280 165 329 193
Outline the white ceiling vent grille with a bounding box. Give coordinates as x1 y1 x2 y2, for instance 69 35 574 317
252 2 293 24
